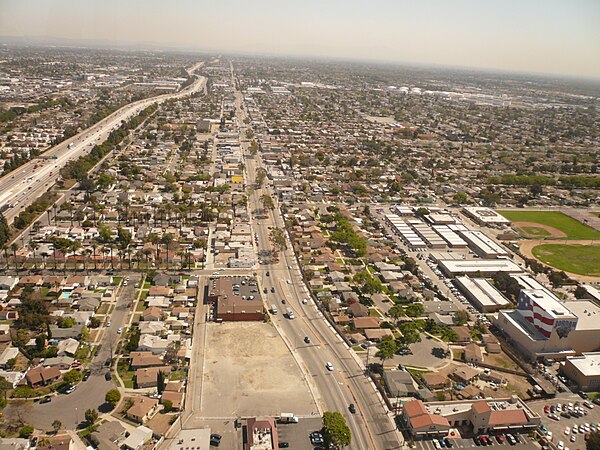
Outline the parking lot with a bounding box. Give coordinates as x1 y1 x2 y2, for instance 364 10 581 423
416 434 537 450
277 418 323 450
201 322 319 417
528 394 600 448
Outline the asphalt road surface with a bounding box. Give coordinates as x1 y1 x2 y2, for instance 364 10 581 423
0 64 207 225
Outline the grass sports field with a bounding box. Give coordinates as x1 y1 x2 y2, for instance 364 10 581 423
498 210 600 240
532 244 600 277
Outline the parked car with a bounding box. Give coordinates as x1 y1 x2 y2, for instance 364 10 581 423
310 432 324 445
39 396 51 404
210 434 222 447
326 362 334 371
105 372 112 381
82 371 91 381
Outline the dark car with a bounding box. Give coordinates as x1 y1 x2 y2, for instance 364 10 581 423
281 299 286 304
271 287 275 293
263 288 267 294
266 271 270 277
210 434 222 447
82 371 91 381
104 372 112 381
278 443 289 449
39 396 52 404
304 336 311 344
474 437 481 446
310 432 324 445
349 403 356 414
104 358 111 367
444 438 452 448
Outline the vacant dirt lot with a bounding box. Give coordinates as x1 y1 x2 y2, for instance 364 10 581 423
202 322 318 417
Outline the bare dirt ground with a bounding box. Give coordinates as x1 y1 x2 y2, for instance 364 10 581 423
513 222 566 238
201 322 318 418
519 239 600 282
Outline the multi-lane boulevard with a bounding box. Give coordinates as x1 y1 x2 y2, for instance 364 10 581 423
0 63 207 224
234 71 402 449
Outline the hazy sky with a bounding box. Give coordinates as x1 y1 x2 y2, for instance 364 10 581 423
1 0 599 78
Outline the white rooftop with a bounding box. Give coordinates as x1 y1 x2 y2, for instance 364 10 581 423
566 352 600 377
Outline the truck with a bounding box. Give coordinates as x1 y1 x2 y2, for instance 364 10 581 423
286 307 295 320
279 413 299 423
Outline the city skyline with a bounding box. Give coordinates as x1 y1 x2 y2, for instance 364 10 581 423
1 0 600 79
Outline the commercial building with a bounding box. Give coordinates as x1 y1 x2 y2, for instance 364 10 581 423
495 290 600 361
462 207 510 226
243 417 279 450
205 276 264 322
457 230 509 258
435 258 522 277
402 397 540 440
455 276 512 312
561 352 600 392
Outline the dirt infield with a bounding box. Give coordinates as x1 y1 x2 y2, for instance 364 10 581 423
513 222 566 238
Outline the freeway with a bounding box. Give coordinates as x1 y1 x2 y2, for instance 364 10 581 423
233 72 401 448
0 63 207 225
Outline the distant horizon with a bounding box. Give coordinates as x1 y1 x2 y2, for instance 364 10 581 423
1 0 599 80
2 34 600 85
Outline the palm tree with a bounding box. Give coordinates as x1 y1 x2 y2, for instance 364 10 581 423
29 241 39 270
161 233 174 270
10 242 18 272
83 248 92 272
148 233 160 267
91 243 98 271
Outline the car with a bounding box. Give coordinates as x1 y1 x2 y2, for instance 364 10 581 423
39 396 52 404
82 371 91 381
104 358 111 367
105 372 112 381
326 362 334 371
302 298 308 304
573 425 578 434
505 434 515 446
266 271 270 277
304 336 311 344
278 443 289 448
444 438 452 448
558 441 565 450
565 427 571 435
546 431 552 441
310 432 324 445
271 287 275 293
209 434 222 447
584 401 594 409
65 386 76 394
263 288 268 294
570 435 576 443
117 327 122 334
473 437 482 446
281 299 286 304
433 440 441 450
512 434 521 444
545 405 551 413
106 321 111 327
349 403 356 414
549 413 560 421
496 434 505 443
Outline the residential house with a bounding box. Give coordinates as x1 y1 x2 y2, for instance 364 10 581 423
135 366 171 389
464 343 484 364
126 397 159 424
26 365 62 387
122 426 153 450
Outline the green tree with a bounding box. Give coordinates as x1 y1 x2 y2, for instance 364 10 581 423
157 370 167 394
404 303 424 317
376 337 398 365
162 399 173 412
52 420 62 434
453 310 470 326
125 328 141 352
322 411 352 448
0 376 12 400
19 425 34 438
84 408 98 425
105 389 121 408
63 369 83 385
452 192 468 204
574 286 587 299
587 431 600 450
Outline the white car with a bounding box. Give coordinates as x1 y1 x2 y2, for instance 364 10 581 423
564 427 570 435
547 431 553 441
117 328 122 334
302 298 308 304
570 435 576 443
325 362 334 371
557 441 564 450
